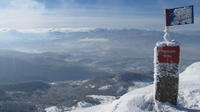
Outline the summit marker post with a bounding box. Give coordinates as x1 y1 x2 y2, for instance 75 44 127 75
154 5 194 105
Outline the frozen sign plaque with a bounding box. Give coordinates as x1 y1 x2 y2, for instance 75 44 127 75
157 45 180 64
165 5 194 26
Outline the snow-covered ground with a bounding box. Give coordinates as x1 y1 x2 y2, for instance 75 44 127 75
98 85 112 90
68 62 200 112
86 95 116 104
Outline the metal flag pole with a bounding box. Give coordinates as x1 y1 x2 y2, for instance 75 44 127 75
163 26 169 42
163 8 170 42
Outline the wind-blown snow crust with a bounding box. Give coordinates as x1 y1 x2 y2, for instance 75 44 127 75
68 62 200 112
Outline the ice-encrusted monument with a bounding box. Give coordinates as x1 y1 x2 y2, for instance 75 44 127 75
154 5 194 106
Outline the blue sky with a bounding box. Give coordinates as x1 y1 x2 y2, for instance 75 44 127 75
0 0 199 30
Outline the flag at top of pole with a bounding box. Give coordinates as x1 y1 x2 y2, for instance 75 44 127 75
165 5 194 26
163 5 194 41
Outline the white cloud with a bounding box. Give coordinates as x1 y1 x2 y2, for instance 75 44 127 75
0 0 164 29
0 28 95 33
0 0 198 30
0 0 45 29
9 0 44 9
79 38 109 42
16 28 95 33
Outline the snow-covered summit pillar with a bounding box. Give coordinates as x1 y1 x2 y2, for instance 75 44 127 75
154 5 193 106
154 41 180 105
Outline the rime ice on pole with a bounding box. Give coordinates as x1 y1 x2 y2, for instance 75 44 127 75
154 4 193 110
154 40 180 105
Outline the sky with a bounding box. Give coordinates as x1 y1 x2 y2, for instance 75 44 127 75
0 0 199 30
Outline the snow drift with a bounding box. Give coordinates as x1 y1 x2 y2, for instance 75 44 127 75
69 62 200 112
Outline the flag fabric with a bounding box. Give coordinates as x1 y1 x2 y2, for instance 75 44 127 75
165 5 194 26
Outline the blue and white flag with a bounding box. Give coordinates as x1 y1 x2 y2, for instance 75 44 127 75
165 5 194 26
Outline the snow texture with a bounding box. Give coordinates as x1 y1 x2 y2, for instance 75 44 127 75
154 41 180 105
163 26 170 42
154 41 180 78
76 101 93 108
45 106 62 112
86 95 116 104
155 40 179 48
154 41 180 76
85 84 95 89
98 85 112 90
154 63 179 78
68 62 200 112
172 6 193 26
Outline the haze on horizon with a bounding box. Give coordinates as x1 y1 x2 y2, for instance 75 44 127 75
0 0 199 81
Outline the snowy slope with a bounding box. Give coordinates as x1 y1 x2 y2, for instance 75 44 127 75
69 62 200 112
